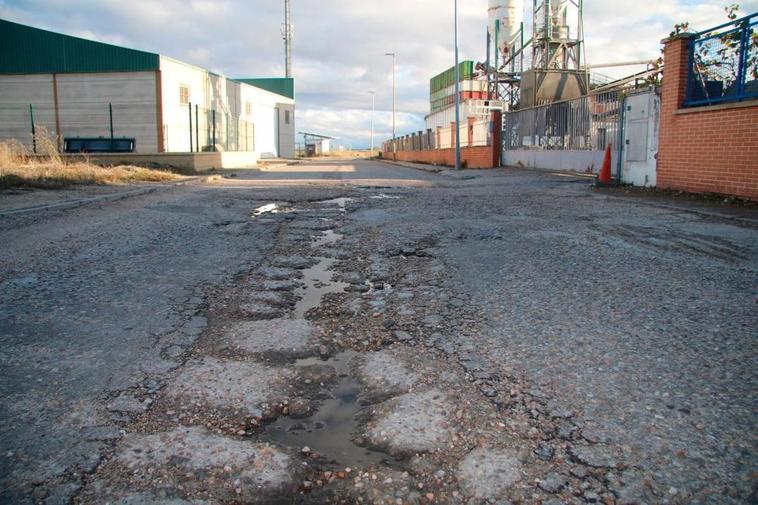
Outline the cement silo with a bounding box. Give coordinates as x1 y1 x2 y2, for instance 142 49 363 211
488 0 524 58
521 0 589 107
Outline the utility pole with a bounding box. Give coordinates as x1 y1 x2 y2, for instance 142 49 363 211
368 91 375 158
385 52 396 156
454 0 461 170
284 0 293 78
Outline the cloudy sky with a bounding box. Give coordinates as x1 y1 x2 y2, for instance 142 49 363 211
2 0 756 148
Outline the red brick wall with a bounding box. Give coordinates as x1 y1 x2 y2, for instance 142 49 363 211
391 145 496 169
384 112 503 170
659 36 758 200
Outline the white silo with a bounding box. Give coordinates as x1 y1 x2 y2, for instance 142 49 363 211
488 0 524 58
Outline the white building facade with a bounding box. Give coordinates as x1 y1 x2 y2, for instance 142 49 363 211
0 19 295 158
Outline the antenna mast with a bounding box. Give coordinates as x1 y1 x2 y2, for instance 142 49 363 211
284 0 293 78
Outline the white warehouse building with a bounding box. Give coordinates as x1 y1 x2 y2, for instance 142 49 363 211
0 19 295 159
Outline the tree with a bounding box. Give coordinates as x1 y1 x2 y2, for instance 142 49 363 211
649 5 758 92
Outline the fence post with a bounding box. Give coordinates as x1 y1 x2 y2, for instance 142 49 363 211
109 103 114 152
29 104 37 154
491 110 502 167
188 102 193 153
212 109 216 151
736 22 749 98
617 95 626 182
195 104 199 152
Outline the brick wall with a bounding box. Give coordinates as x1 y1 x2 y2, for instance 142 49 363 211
659 35 758 200
392 145 497 169
384 111 502 169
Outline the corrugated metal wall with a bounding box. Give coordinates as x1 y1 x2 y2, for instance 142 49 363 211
0 19 159 74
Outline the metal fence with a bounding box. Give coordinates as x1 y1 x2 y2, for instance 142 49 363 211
685 12 758 106
172 103 255 153
503 90 623 151
382 119 491 152
0 101 255 153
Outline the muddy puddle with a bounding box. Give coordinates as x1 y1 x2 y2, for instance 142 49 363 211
252 203 280 216
312 229 344 248
261 351 391 467
369 193 402 200
317 197 354 212
291 230 348 318
292 257 348 318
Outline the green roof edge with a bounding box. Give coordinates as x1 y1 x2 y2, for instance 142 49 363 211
0 18 159 74
235 78 295 100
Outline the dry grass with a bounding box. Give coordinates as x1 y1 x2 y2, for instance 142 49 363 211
0 130 178 189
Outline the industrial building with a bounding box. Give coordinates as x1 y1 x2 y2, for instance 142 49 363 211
425 61 503 130
299 132 335 157
0 19 295 159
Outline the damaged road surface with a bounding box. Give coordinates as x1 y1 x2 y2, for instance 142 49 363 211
1 160 756 504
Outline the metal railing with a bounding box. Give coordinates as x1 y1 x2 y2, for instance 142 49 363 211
173 103 255 153
503 90 623 151
684 12 758 107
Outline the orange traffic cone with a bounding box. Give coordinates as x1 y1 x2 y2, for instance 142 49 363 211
596 144 612 186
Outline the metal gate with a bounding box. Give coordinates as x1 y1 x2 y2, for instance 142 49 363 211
620 89 659 187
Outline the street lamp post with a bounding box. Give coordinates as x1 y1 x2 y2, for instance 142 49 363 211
385 52 396 158
368 91 375 158
454 0 461 170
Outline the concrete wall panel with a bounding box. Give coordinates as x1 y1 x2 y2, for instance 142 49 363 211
502 149 614 175
160 57 208 152
56 72 158 153
0 74 56 148
277 103 295 158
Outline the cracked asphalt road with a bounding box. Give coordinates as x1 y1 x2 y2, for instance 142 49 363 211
0 160 755 504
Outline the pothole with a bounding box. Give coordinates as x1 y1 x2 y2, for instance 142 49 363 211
366 279 393 293
261 351 392 467
252 203 295 217
312 229 344 248
369 194 402 200
252 203 280 216
293 257 348 319
316 197 354 212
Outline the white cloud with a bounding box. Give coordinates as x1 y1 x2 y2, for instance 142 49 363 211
2 0 757 147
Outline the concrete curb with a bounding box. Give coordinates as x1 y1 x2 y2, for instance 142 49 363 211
376 158 448 174
0 176 209 217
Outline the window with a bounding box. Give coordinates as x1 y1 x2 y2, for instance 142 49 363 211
245 101 253 116
179 85 190 105
285 110 291 125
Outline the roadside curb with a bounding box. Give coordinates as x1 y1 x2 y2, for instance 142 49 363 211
0 175 210 217
376 158 447 174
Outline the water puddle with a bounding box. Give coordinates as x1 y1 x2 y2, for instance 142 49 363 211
317 197 354 212
369 193 402 200
312 229 344 248
292 257 349 319
252 203 280 216
261 351 391 467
